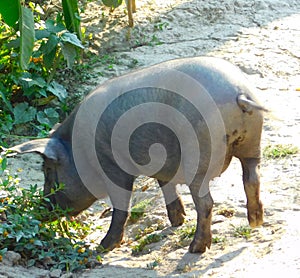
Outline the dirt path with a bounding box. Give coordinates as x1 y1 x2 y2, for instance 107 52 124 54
2 0 300 277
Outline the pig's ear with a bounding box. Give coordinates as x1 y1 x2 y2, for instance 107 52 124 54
9 138 64 161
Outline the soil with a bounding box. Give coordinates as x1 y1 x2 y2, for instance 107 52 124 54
1 0 300 277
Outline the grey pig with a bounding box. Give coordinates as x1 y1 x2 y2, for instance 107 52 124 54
10 57 265 253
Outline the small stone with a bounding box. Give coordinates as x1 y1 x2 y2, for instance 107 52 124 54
61 273 73 278
212 215 227 224
28 266 50 277
50 269 62 278
2 251 21 266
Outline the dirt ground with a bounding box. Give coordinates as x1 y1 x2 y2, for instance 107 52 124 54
1 0 300 277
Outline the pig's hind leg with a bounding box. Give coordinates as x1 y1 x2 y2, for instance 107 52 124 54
239 157 264 228
158 181 186 227
188 181 213 253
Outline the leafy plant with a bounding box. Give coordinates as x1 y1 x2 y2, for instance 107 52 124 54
154 21 169 31
0 151 101 271
147 257 161 269
263 144 298 159
170 222 197 249
129 198 152 223
134 222 164 241
176 222 196 241
62 0 82 41
212 236 226 243
132 233 163 254
231 224 252 239
135 226 156 241
0 0 84 143
0 0 34 70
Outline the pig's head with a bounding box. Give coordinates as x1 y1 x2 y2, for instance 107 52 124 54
10 138 97 217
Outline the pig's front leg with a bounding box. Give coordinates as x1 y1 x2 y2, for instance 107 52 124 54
99 175 134 251
239 157 263 227
189 183 213 253
100 208 129 250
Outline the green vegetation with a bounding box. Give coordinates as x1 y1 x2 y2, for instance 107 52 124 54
263 144 298 159
212 236 226 243
132 233 163 254
0 0 157 145
170 222 197 249
0 0 84 144
0 152 101 271
176 222 196 241
147 257 162 269
129 199 153 223
134 221 165 241
231 224 252 239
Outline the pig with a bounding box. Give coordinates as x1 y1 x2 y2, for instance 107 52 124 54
10 57 265 253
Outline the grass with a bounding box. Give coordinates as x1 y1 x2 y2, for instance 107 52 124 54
263 144 298 159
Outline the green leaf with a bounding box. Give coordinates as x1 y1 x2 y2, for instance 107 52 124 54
0 0 20 27
27 259 36 267
6 38 20 49
102 0 123 8
43 47 57 69
42 34 59 55
37 108 59 127
61 42 77 68
0 114 13 134
0 89 13 113
35 29 51 40
1 157 7 171
20 76 46 88
47 81 67 101
40 34 59 69
34 240 43 247
19 6 35 70
45 19 65 34
61 32 84 49
13 102 37 124
15 230 24 242
62 0 82 41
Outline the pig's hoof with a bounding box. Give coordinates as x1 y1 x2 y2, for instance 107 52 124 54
188 236 211 253
99 235 123 252
167 198 186 227
248 201 264 228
